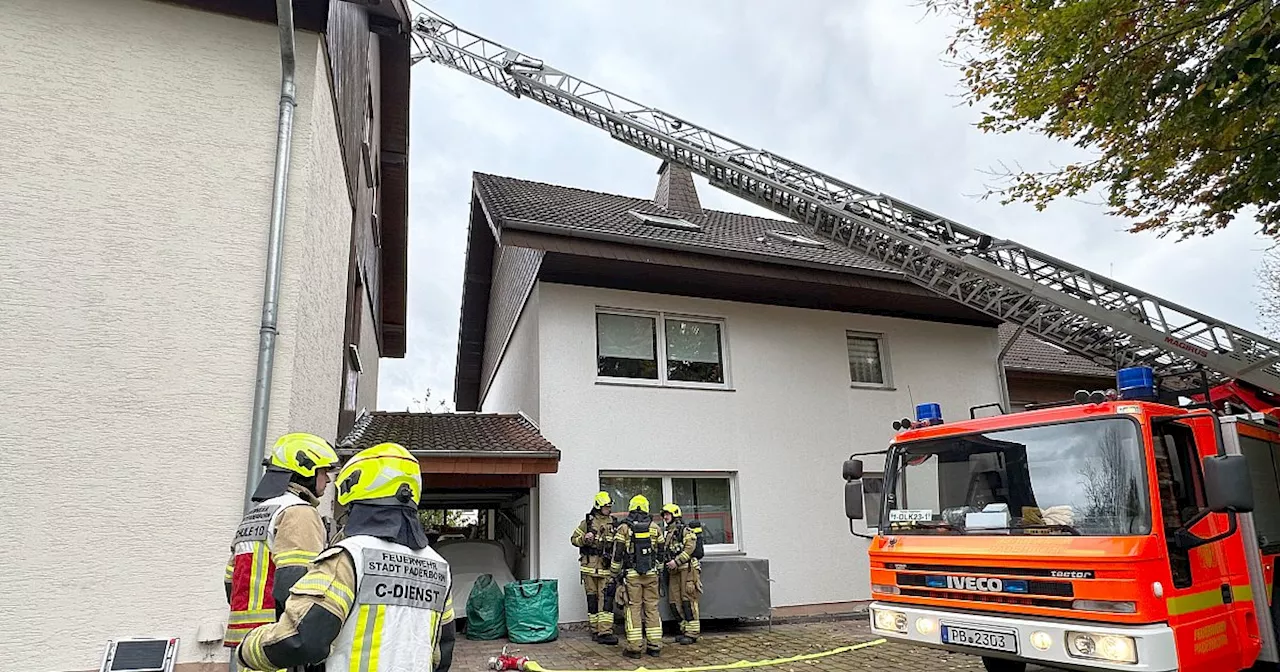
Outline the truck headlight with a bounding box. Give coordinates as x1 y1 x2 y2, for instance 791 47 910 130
872 608 907 633
1071 599 1137 614
1066 631 1137 664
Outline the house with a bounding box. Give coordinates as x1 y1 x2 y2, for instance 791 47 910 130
349 162 1012 625
999 324 1115 408
1 1 412 669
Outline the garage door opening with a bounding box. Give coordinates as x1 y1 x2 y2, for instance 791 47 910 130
418 487 535 614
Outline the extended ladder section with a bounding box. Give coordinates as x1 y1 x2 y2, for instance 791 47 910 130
408 9 1280 395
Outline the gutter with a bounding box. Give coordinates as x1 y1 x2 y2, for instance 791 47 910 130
338 450 562 460
243 0 300 513
408 450 562 459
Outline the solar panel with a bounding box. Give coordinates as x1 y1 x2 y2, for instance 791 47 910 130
99 638 178 672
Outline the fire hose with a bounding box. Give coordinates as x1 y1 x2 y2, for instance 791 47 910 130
486 638 887 671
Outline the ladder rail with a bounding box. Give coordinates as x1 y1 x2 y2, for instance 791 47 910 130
409 11 1280 394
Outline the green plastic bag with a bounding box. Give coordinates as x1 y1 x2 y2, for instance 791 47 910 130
465 574 507 640
504 579 560 644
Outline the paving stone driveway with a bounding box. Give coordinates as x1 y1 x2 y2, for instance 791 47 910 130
453 619 1058 671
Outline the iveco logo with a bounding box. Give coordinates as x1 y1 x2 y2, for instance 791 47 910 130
948 576 1003 592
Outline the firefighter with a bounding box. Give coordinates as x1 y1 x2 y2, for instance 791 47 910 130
571 491 619 645
236 442 456 672
610 494 663 658
661 503 702 644
224 433 339 651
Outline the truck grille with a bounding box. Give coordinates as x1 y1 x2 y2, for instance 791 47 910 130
897 587 1068 609
896 573 1074 597
891 568 1077 609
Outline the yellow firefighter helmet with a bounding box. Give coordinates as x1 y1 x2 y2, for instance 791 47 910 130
629 494 650 513
267 433 339 477
336 442 421 506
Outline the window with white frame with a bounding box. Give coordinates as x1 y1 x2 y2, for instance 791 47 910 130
596 309 728 387
599 472 739 552
847 331 890 387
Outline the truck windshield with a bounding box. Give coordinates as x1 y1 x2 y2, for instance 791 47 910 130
883 417 1152 536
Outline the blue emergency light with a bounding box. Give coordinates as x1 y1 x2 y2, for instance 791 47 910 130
915 403 944 426
1116 366 1157 401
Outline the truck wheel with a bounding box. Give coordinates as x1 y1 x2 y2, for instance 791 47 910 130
981 657 1026 672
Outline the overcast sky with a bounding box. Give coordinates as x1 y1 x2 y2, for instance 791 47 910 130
377 0 1273 412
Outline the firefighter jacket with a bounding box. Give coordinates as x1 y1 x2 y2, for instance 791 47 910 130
571 512 616 577
237 534 456 672
662 520 700 570
610 513 662 576
223 484 326 646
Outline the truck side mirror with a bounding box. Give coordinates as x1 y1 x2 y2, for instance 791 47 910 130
843 459 864 481
845 481 865 520
1203 454 1254 514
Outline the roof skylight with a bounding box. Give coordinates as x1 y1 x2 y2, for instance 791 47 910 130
628 209 702 232
765 229 827 248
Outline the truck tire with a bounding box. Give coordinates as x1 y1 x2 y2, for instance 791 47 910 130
981 657 1026 672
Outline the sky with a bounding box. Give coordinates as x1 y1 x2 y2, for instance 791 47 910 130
377 0 1274 413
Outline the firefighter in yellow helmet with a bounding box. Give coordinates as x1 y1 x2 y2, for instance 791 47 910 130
661 503 703 644
236 442 456 672
609 494 664 658
571 491 619 645
223 433 339 650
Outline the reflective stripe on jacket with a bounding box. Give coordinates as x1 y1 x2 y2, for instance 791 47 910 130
325 534 454 672
224 492 308 645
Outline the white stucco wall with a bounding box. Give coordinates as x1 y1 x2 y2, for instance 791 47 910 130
0 1 352 669
532 282 1003 623
286 46 357 440
481 286 541 422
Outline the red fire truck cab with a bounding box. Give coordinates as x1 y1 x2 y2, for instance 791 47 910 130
843 366 1280 672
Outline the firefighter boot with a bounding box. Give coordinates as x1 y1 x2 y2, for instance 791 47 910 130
586 594 600 642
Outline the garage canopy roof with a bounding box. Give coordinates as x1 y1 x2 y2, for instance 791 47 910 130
337 411 561 480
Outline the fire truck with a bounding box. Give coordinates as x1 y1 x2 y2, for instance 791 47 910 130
404 7 1280 671
842 371 1280 672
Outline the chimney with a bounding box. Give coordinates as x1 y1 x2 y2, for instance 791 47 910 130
654 160 701 214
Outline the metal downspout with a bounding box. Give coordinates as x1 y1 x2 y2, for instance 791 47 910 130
997 323 1027 413
243 0 300 514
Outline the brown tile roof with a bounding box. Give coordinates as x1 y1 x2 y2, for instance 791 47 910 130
999 323 1114 378
338 411 561 457
473 172 901 276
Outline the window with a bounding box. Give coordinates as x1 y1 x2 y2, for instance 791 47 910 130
600 472 739 552
1241 435 1280 553
362 85 378 187
628 210 702 232
765 229 827 248
861 472 904 530
1153 422 1204 588
596 309 728 387
847 331 890 387
371 184 382 248
887 418 1151 537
